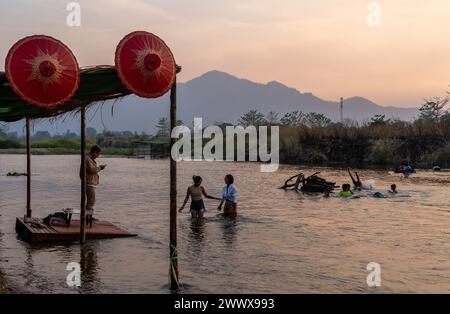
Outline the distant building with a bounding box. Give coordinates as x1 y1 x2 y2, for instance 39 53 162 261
64 130 78 139
86 127 97 139
6 131 18 139
32 131 51 141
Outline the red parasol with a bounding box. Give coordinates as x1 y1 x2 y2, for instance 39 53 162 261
5 35 80 108
115 31 176 99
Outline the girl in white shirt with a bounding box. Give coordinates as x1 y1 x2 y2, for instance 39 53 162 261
218 174 238 218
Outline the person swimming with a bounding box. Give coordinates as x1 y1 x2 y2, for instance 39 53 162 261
372 192 386 198
347 168 362 191
403 165 415 177
388 184 398 194
7 172 27 177
339 183 353 198
179 176 221 218
395 164 415 177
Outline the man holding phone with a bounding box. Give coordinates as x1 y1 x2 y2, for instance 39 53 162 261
81 145 106 225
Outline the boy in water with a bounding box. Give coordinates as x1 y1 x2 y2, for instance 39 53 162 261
339 184 353 198
389 184 398 194
347 168 362 191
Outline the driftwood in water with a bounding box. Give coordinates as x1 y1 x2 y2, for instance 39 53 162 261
280 172 336 193
7 172 27 177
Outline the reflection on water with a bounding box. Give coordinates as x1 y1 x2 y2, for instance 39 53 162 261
80 242 100 293
189 218 206 243
221 218 237 248
1 155 450 293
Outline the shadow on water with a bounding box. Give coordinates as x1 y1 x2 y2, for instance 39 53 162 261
188 217 207 243
19 244 56 293
9 239 104 293
185 217 207 268
175 215 239 294
188 215 239 248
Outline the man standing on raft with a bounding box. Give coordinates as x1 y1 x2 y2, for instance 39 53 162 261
80 145 106 226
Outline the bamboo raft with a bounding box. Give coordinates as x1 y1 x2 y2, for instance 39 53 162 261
16 217 137 244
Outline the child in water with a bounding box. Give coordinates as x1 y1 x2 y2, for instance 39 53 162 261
389 184 398 194
179 176 222 218
347 168 362 191
372 192 386 198
339 184 353 198
372 184 398 198
218 174 238 218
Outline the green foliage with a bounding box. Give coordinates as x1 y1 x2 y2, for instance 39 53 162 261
0 129 23 149
418 97 449 123
280 111 305 126
367 139 402 165
426 143 450 167
265 111 280 125
0 138 23 149
368 114 392 127
238 110 267 127
31 138 95 149
304 112 331 128
155 117 170 136
154 117 183 135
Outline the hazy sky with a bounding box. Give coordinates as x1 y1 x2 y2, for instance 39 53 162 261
0 0 449 107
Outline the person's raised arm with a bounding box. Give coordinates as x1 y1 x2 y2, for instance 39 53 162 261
179 187 191 212
201 186 222 201
347 167 357 185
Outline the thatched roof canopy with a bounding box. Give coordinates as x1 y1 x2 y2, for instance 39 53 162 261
0 66 131 122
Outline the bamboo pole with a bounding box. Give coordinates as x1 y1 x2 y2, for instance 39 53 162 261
25 116 32 218
169 68 180 290
80 106 87 244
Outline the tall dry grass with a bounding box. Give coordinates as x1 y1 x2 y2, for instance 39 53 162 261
279 120 450 168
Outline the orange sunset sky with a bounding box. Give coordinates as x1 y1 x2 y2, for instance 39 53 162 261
0 0 449 107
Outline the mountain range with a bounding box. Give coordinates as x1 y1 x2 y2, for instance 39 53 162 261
4 70 419 135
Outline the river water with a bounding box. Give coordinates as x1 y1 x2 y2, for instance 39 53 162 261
1 155 450 293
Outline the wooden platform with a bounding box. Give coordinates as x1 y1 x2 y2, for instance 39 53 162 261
16 217 137 244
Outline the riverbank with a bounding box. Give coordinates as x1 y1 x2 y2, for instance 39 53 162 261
1 149 446 172
0 148 132 156
279 125 450 168
0 148 51 155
